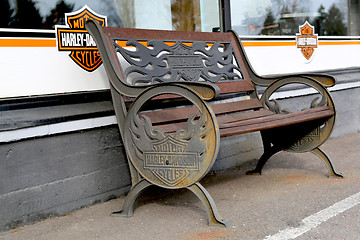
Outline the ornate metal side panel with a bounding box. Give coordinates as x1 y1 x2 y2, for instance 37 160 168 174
260 76 336 153
123 85 220 189
287 126 322 152
247 76 342 178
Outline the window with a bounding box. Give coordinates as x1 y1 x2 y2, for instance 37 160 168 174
1 0 220 32
230 0 360 36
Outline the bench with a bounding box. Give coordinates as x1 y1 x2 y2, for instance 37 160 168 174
85 20 343 227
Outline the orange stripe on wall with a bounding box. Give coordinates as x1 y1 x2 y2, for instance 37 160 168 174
115 40 213 47
0 39 56 47
319 41 360 45
1 38 359 48
242 41 296 47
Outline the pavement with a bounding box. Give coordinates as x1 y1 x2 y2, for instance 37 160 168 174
1 132 360 240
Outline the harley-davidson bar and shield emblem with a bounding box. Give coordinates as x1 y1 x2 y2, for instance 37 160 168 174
296 21 318 61
144 135 199 186
56 6 107 72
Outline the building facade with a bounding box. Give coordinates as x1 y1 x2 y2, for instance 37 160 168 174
1 0 359 231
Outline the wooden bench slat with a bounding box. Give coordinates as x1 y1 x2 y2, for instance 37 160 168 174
103 26 237 43
150 108 273 133
124 80 255 103
219 106 330 128
216 109 275 124
150 81 256 100
216 81 255 94
142 98 263 124
212 98 263 115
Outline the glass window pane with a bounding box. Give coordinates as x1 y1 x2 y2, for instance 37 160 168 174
1 0 220 32
171 0 220 32
230 0 359 36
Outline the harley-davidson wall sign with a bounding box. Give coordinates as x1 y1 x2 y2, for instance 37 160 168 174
56 5 107 72
296 21 318 61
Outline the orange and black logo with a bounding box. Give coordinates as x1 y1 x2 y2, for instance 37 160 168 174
296 21 318 61
56 5 107 72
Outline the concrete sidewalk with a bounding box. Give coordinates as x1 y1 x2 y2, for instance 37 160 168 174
1 132 360 240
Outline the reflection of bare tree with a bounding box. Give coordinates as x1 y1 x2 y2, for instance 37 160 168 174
43 0 74 28
314 3 347 36
324 4 347 35
260 9 279 35
278 4 296 35
114 0 135 28
171 0 201 31
9 0 43 28
0 0 13 27
270 0 348 36
314 5 326 35
3 0 122 29
278 0 311 35
98 0 123 27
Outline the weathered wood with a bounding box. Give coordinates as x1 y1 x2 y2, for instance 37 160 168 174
141 98 263 125
219 106 334 137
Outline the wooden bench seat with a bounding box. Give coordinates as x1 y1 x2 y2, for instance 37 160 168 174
85 20 342 227
152 105 333 137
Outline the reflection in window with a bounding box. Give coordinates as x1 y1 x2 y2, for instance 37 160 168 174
1 0 220 32
116 0 220 32
1 0 49 28
1 0 123 29
230 0 359 36
1 0 75 28
171 0 201 31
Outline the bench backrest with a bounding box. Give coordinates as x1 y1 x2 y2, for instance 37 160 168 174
86 20 258 100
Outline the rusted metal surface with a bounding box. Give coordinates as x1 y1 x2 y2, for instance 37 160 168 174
85 19 342 228
123 84 220 189
246 75 342 178
261 76 336 152
114 40 242 84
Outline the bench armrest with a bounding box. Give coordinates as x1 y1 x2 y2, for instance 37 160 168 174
258 73 336 88
299 74 336 87
260 75 336 115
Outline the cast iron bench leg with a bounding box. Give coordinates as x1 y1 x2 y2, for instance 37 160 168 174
312 147 343 178
187 182 228 227
111 179 228 227
246 135 281 175
111 179 152 218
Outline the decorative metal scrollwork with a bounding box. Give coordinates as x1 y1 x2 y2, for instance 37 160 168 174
114 39 242 84
260 77 336 152
123 84 220 189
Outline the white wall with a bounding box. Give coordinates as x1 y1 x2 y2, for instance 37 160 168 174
0 33 359 99
242 37 360 76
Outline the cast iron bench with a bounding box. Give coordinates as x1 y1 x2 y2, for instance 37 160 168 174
86 20 342 227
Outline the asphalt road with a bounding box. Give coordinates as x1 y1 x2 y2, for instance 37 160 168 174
1 133 359 240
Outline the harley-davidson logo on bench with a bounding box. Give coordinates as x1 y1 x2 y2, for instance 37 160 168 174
125 106 214 188
144 136 199 186
56 5 107 72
